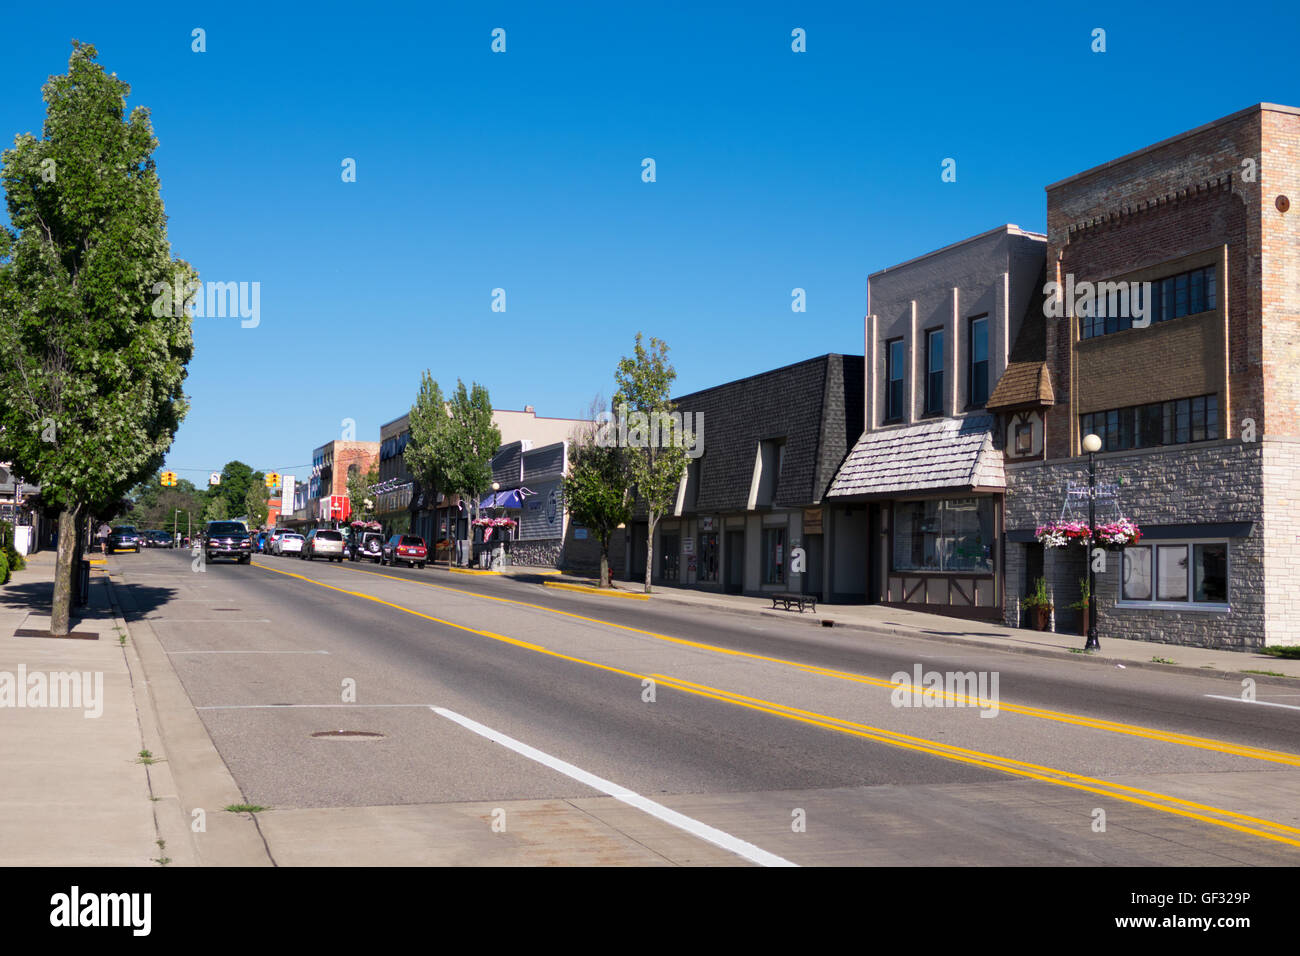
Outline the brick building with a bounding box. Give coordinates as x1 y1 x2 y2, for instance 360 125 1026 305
308 439 380 524
995 103 1300 648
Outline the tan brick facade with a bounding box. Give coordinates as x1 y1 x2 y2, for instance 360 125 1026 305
1003 104 1300 648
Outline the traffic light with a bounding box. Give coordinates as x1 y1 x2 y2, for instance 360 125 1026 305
265 472 281 489
160 471 177 487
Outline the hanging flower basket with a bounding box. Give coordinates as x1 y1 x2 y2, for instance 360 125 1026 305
1035 520 1091 548
472 517 517 529
1036 518 1141 549
1095 518 1142 548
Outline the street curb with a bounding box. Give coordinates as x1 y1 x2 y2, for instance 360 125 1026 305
447 567 497 576
542 580 649 600
101 574 197 868
102 564 275 866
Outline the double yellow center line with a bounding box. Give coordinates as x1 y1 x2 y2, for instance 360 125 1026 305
252 560 1300 850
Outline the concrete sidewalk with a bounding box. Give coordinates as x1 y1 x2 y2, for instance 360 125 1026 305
495 566 1300 684
0 550 176 865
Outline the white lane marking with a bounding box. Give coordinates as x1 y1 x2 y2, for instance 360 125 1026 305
167 649 328 654
1204 694 1300 712
197 703 432 710
431 705 797 868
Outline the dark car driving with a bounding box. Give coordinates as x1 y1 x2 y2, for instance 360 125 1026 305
107 526 142 553
203 521 253 564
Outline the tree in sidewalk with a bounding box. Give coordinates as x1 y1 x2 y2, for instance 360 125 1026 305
614 333 691 594
346 462 379 522
564 399 632 588
405 373 501 566
243 482 269 529
0 42 194 633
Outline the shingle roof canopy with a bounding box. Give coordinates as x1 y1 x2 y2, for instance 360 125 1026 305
827 415 1005 498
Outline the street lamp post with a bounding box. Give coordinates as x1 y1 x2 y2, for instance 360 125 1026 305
1082 433 1103 651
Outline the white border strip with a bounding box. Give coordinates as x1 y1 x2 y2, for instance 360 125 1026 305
432 705 797 867
1204 694 1300 712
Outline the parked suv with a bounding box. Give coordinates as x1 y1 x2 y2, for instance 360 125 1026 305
382 534 427 569
302 529 345 562
352 531 385 563
203 521 252 564
107 526 142 553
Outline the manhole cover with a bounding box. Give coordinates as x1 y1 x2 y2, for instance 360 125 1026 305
310 730 385 739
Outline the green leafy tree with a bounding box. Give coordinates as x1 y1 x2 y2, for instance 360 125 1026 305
244 482 269 529
215 461 258 516
203 495 228 523
347 463 379 522
124 471 202 532
0 43 194 633
563 401 632 588
614 334 690 593
405 374 501 565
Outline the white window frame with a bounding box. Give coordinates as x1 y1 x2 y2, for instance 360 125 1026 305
1117 538 1230 611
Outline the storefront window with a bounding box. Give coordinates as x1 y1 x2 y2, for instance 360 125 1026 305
660 533 679 582
698 533 719 582
892 497 994 573
763 528 786 584
1122 541 1229 607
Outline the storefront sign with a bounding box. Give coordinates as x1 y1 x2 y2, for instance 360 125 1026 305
1066 480 1119 500
682 538 694 554
700 516 716 532
804 508 823 534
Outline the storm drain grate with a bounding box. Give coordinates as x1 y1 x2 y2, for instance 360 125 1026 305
310 730 385 739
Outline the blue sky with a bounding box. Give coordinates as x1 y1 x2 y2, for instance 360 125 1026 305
3 0 1299 481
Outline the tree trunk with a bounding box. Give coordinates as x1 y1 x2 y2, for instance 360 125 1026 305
599 549 610 589
50 502 82 636
644 513 655 594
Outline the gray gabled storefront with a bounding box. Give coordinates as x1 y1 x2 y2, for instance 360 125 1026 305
644 353 864 602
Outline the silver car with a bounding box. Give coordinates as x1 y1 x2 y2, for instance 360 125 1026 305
302 529 345 562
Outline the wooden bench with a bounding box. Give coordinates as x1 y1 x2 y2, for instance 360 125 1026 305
771 592 817 613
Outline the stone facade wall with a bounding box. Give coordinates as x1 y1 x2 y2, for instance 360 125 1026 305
509 538 562 568
1004 439 1264 648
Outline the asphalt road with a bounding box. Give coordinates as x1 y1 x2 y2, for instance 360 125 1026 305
108 546 1300 866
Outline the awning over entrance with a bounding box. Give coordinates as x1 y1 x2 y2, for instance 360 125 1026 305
827 414 1004 499
479 489 524 509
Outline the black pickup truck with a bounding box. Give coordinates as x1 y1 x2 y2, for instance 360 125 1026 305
203 520 253 564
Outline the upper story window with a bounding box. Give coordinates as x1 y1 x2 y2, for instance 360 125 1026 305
925 328 944 415
885 338 905 422
1080 394 1218 452
968 316 989 408
1081 264 1217 339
